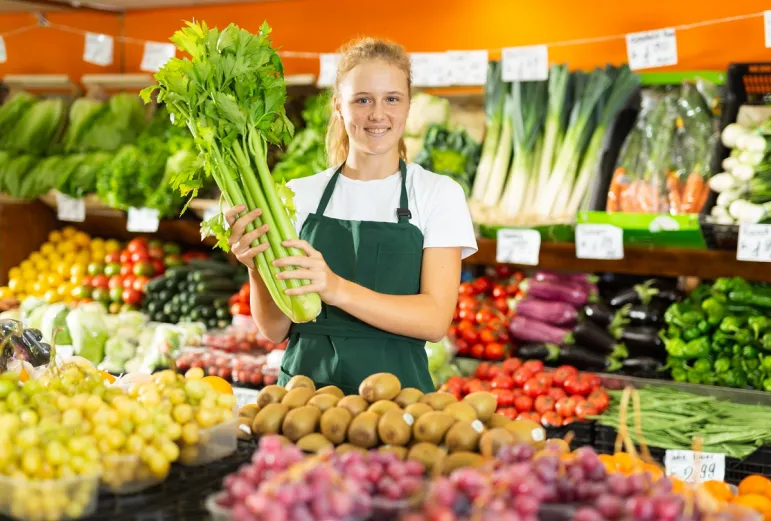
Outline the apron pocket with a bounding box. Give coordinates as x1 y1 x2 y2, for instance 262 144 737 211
374 245 421 295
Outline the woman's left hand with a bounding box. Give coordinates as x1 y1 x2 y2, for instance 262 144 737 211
273 240 344 305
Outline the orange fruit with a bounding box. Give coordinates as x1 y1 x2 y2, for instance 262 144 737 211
613 452 637 474
671 477 686 494
702 480 734 503
19 369 29 382
739 475 771 499
641 462 664 481
201 376 233 395
732 494 771 520
598 454 616 472
99 371 116 384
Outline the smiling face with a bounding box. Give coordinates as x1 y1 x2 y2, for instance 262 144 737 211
336 59 410 159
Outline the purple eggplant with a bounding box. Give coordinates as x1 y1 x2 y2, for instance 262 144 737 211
572 320 628 359
620 301 667 327
621 357 665 373
510 297 578 327
615 326 666 359
509 316 573 345
583 302 622 329
520 279 593 306
517 343 621 371
608 280 662 308
533 271 598 285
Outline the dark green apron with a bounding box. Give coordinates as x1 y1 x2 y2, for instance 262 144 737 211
277 159 434 395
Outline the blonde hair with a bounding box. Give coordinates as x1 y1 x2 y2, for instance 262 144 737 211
325 37 412 167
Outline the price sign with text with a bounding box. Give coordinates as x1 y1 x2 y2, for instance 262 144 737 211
496 229 541 266
317 54 341 87
664 450 725 484
410 53 450 87
626 28 678 70
127 207 160 233
446 50 488 86
140 42 176 72
0 37 6 64
765 11 771 48
55 192 86 223
575 224 624 260
501 45 549 82
737 224 771 262
83 33 114 67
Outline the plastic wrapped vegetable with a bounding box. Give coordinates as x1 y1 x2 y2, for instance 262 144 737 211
65 307 108 366
19 297 46 326
99 335 139 374
41 303 72 345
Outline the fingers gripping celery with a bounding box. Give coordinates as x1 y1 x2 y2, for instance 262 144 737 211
141 20 321 323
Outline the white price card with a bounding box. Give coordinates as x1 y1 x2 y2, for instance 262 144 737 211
127 207 160 233
501 45 549 82
410 53 450 87
664 450 725 484
0 37 6 64
83 32 113 67
575 224 624 260
626 28 678 71
317 53 341 87
140 42 176 72
233 387 260 409
496 229 541 266
764 11 771 48
446 51 489 86
737 223 771 262
55 192 86 223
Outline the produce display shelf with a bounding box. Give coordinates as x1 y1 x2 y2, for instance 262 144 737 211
465 238 771 283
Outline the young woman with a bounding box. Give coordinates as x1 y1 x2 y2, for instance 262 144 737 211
224 37 477 394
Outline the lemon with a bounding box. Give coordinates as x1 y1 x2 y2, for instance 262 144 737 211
104 239 121 253
46 273 63 288
70 264 87 279
32 281 47 295
62 252 76 265
19 260 34 272
61 226 77 239
54 263 69 278
57 283 73 298
48 230 62 243
75 251 91 265
57 241 76 255
8 267 21 280
43 290 60 303
90 238 105 251
28 252 43 265
73 231 90 248
40 243 55 256
7 279 23 294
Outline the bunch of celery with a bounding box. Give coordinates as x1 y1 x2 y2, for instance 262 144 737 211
140 20 321 323
469 63 639 225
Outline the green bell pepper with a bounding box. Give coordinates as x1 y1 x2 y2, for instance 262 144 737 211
713 276 751 295
671 367 687 382
682 327 703 341
743 358 761 372
684 337 710 359
761 333 771 352
720 316 748 333
662 336 688 357
761 356 771 373
748 316 771 339
763 378 771 392
686 369 703 384
702 297 728 325
664 303 705 328
714 357 731 374
742 345 760 359
692 358 712 374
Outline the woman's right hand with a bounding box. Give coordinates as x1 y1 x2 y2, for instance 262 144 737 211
224 205 270 269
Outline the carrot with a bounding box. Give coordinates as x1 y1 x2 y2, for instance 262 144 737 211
681 172 706 213
667 173 683 214
607 168 628 213
692 182 711 214
620 180 639 212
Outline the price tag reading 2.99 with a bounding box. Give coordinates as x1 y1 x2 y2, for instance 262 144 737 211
664 450 725 484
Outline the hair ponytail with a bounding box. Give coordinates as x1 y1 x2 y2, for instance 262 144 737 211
325 109 349 167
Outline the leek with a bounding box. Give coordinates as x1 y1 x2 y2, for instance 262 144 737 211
471 62 505 203
141 20 321 324
481 94 513 207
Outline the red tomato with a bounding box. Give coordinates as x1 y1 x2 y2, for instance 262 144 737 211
585 373 602 390
122 274 137 290
485 365 503 380
485 343 505 361
534 395 555 414
554 397 577 418
575 403 599 420
230 302 250 316
523 378 548 398
511 388 524 399
119 263 134 277
151 258 165 276
107 275 124 290
487 317 504 332
563 374 594 397
514 395 533 413
458 296 478 311
119 250 131 264
463 379 484 395
448 325 459 341
91 274 109 289
541 411 563 428
130 250 150 263
522 360 545 373
122 288 142 306
548 387 567 401
182 251 208 263
587 390 610 412
506 283 521 296
457 308 475 322
458 282 475 296
148 246 165 260
461 328 479 344
474 362 490 380
572 395 588 408
457 319 475 333
512 368 532 388
517 412 541 423
472 277 493 295
499 407 518 420
492 297 509 314
562 416 577 425
475 309 495 325
81 275 92 287
491 389 514 408
455 339 469 356
132 276 151 293
133 261 154 277
452 309 461 322
127 238 148 253
498 330 511 344
490 375 514 390
478 328 496 344
104 252 120 264
501 358 522 375
470 344 485 359
552 365 579 388
533 372 553 388
491 285 507 299
495 265 513 279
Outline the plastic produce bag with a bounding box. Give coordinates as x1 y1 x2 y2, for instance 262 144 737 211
41 303 72 345
127 324 187 373
19 297 45 326
65 307 108 366
99 335 139 374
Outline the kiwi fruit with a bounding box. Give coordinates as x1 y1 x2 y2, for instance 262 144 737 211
320 406 353 445
347 411 380 448
486 413 512 429
315 386 345 399
237 418 253 440
307 393 340 412
377 410 414 446
462 392 497 422
407 442 446 473
479 428 516 458
368 400 402 416
443 402 478 422
544 438 571 454
404 402 433 419
281 387 315 409
444 421 483 453
359 373 401 403
256 385 287 408
238 404 261 422
419 392 458 411
285 375 316 392
504 419 547 448
413 411 456 444
394 388 424 408
440 452 486 474
281 405 322 442
296 433 333 453
379 445 409 460
251 403 290 435
337 395 369 417
336 443 367 455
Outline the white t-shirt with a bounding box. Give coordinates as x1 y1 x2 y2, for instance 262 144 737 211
287 162 478 259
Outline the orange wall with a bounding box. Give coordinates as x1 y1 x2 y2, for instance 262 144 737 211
1 1 770 78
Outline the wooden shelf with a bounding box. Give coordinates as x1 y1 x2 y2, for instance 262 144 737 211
466 238 771 283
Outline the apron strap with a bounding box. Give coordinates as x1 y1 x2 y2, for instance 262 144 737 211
314 159 412 223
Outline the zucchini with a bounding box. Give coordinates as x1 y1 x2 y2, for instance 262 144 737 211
147 301 161 314
187 259 238 276
144 277 166 293
189 292 234 306
157 290 172 303
165 266 195 278
195 279 240 293
163 303 175 316
200 307 215 319
213 298 230 309
189 309 202 321
189 270 227 283
164 278 178 291
216 307 230 319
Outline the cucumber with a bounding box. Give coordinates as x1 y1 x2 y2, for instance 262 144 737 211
165 266 195 278
213 298 230 310
189 270 229 283
189 292 234 307
144 277 166 293
187 259 238 276
189 309 202 321
163 303 175 316
200 307 215 319
195 279 240 293
164 278 178 291
206 318 219 329
215 307 230 319
157 290 172 303
147 301 161 314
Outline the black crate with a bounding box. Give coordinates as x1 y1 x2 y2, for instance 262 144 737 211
546 420 595 451
699 216 740 251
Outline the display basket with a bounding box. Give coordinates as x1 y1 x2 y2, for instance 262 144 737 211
0 473 99 521
100 454 164 495
178 417 239 467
